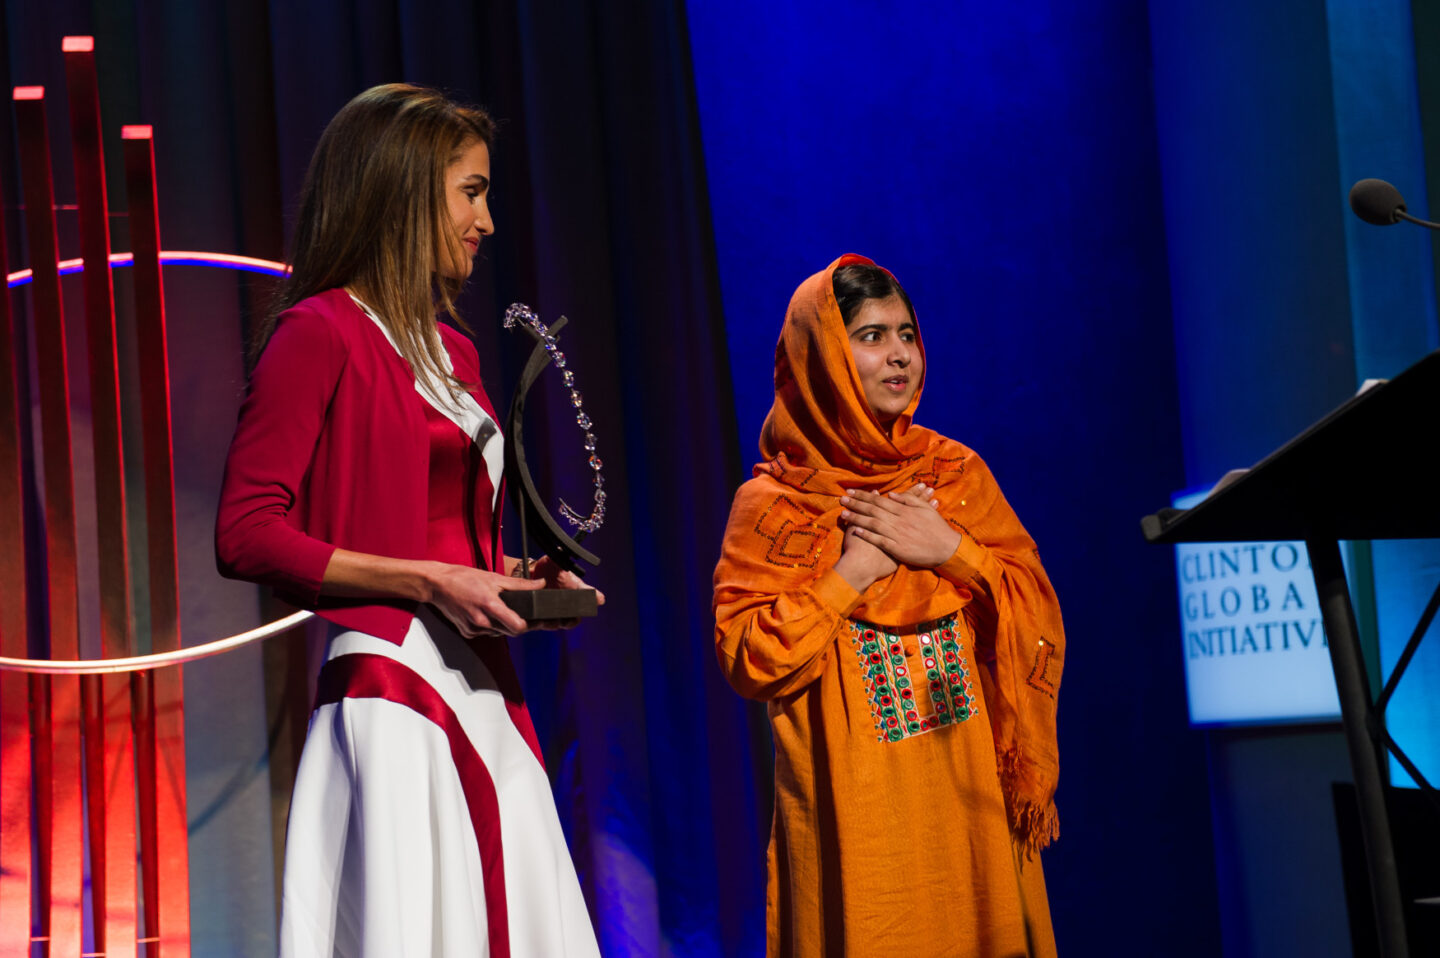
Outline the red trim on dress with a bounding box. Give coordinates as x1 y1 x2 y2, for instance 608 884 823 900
315 653 511 957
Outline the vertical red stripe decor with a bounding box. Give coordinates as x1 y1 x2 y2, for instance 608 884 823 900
64 39 139 958
14 84 87 958
122 124 192 958
0 136 34 958
3 38 193 956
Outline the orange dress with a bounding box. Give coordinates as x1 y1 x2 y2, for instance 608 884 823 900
714 256 1064 957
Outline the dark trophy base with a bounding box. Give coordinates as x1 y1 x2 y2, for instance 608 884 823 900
500 587 599 621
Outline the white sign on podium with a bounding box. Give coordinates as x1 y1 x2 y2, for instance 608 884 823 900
1172 488 1342 725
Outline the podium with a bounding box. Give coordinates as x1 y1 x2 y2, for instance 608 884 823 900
1142 348 1440 958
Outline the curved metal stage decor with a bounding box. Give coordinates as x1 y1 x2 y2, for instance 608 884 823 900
1 257 307 678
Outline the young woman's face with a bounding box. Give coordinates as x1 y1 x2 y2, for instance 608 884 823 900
439 139 493 280
846 295 922 427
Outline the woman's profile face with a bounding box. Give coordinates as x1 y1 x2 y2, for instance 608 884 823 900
438 139 493 281
845 295 922 427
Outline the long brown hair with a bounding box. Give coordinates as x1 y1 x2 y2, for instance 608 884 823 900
255 83 494 395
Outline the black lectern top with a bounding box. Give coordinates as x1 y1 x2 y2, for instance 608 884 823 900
1142 349 1440 544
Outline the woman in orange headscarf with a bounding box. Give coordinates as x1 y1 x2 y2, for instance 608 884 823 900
714 255 1064 957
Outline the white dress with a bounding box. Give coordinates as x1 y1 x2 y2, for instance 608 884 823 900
278 610 600 957
278 300 599 957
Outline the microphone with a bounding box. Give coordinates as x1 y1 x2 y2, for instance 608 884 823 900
1348 178 1440 229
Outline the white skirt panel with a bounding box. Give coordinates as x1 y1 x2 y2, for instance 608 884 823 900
278 608 599 958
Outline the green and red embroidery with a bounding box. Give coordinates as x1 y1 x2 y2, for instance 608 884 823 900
850 614 977 743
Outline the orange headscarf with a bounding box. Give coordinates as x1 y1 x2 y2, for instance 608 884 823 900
723 253 1063 852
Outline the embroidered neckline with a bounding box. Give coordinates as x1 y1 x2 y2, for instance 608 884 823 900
850 614 977 743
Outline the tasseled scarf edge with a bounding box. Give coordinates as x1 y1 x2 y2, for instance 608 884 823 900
998 747 1060 859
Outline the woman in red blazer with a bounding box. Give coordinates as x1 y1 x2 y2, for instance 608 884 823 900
216 84 601 958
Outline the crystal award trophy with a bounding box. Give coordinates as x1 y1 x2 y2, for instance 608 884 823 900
498 304 604 621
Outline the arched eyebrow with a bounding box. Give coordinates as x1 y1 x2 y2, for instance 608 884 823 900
458 173 490 191
849 320 917 337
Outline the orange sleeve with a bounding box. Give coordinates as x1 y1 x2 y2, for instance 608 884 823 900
934 533 1003 609
713 476 861 700
715 567 861 701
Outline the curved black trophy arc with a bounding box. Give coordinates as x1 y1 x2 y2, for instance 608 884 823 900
498 315 600 620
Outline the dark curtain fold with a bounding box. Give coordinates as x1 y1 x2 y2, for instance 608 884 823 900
1 1 767 953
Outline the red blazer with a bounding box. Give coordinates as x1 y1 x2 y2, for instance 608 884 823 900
215 287 503 644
